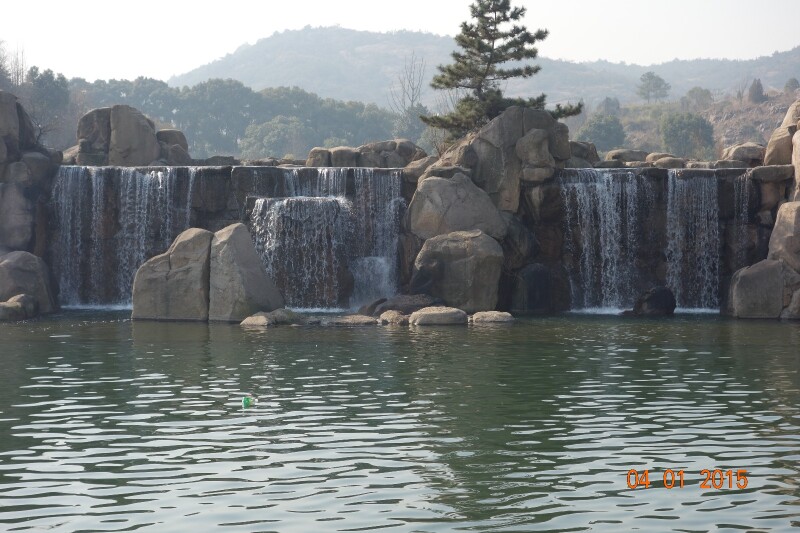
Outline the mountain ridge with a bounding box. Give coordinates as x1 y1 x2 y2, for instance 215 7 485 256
168 26 800 109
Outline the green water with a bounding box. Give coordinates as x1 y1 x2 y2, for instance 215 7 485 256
0 312 798 532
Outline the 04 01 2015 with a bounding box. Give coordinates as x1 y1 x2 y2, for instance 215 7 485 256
626 469 749 489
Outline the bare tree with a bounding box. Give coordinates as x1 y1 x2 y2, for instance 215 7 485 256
389 52 426 115
734 78 749 104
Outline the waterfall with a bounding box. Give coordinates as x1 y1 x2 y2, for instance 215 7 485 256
560 169 654 310
248 168 404 309
665 170 720 309
251 197 352 309
349 168 404 306
733 172 751 270
50 166 191 306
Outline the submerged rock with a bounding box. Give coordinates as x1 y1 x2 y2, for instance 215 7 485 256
321 314 377 326
470 311 514 323
240 308 307 327
622 286 676 317
378 310 409 325
409 306 468 325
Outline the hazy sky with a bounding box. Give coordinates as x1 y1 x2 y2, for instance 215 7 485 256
4 0 800 82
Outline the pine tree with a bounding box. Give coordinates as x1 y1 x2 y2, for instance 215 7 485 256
421 0 581 138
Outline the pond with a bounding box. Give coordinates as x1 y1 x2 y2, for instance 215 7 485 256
0 312 798 532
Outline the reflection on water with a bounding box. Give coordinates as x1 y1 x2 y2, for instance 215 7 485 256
0 312 798 532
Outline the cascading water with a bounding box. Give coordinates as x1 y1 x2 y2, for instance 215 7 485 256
349 168 404 306
560 169 655 310
50 166 192 306
665 170 720 309
733 172 751 270
249 168 404 309
250 196 351 309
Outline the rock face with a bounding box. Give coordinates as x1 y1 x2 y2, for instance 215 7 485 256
409 306 468 325
721 142 765 167
729 201 800 319
131 228 214 321
412 230 503 313
77 105 192 166
729 259 797 318
305 139 426 168
623 286 676 317
422 107 569 212
407 173 508 240
767 202 800 273
0 251 56 314
0 91 60 255
209 223 284 322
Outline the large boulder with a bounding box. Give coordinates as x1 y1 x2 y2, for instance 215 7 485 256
767 201 800 273
209 223 284 322
0 251 56 314
131 228 214 321
729 259 800 318
306 147 331 167
156 129 189 153
76 107 112 154
764 125 796 166
373 294 441 316
407 173 508 240
781 99 800 128
605 149 649 163
721 142 765 167
108 105 161 166
412 230 503 313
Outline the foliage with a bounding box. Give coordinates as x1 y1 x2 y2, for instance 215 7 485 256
575 113 626 152
747 78 767 103
637 72 671 103
422 0 581 138
240 116 313 159
659 112 714 159
785 77 800 95
595 97 620 116
681 86 713 111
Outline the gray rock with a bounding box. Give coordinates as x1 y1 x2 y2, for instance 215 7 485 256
605 149 649 163
654 157 686 169
764 125 796 166
132 228 214 321
374 294 441 316
767 202 800 273
721 142 765 167
156 129 189 152
729 259 786 318
412 230 504 313
569 141 599 164
403 155 438 183
77 107 112 152
409 306 468 325
408 173 508 240
0 91 21 158
329 146 359 167
306 147 331 167
0 183 34 251
240 308 307 327
108 105 161 166
379 310 409 325
0 251 56 314
209 223 284 322
321 314 377 326
749 165 794 182
471 311 514 323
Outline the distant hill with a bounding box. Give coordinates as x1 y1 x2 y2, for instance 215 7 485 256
169 26 800 110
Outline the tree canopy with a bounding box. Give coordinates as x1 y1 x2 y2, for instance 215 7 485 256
660 112 714 159
575 114 626 152
422 0 581 138
637 72 671 103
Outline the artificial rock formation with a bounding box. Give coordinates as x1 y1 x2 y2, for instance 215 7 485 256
408 173 508 241
209 223 284 322
721 142 766 167
422 107 570 213
75 105 192 166
729 201 800 318
131 228 214 321
305 139 426 169
132 223 284 322
411 230 503 313
0 91 61 255
623 286 677 317
0 251 56 316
